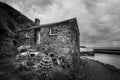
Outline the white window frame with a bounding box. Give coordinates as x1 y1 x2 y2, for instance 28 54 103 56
25 32 30 38
49 27 58 35
37 31 41 44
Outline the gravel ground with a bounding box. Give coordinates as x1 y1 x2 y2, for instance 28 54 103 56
82 58 120 80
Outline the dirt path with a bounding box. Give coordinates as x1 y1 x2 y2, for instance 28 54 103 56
83 58 120 80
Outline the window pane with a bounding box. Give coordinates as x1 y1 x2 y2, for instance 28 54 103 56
50 27 57 35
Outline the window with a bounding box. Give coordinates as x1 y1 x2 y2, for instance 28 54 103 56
25 32 30 38
50 27 58 35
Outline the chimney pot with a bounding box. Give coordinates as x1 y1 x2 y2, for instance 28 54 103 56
35 18 40 25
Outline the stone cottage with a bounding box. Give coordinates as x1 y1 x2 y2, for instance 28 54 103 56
17 18 80 57
17 18 82 79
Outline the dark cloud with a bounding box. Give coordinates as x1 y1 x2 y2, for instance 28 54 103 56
81 0 120 47
1 0 55 12
83 0 97 13
1 0 54 8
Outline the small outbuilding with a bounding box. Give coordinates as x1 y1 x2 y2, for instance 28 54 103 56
17 18 80 57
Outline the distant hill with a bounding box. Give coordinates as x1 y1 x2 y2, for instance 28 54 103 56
0 1 36 31
0 1 37 79
89 47 120 50
0 1 36 56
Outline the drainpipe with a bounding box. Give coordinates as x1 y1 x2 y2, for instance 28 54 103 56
34 18 40 43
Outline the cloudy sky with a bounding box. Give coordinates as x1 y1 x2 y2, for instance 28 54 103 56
1 0 120 47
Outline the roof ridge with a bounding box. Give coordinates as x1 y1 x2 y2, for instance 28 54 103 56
17 17 77 32
40 17 76 26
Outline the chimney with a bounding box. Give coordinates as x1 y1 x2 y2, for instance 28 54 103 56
35 18 40 25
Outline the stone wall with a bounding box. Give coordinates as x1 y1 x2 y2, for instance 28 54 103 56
18 30 35 45
17 19 84 80
18 22 76 57
18 19 80 66
39 23 73 58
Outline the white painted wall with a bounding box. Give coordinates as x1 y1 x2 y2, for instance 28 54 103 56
37 31 41 44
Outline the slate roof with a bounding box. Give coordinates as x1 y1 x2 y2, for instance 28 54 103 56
17 18 78 32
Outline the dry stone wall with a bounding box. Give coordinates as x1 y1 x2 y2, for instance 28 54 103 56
40 23 73 58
